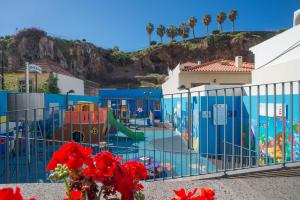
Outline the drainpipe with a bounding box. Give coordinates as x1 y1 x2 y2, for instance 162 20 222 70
0 50 4 90
25 62 29 93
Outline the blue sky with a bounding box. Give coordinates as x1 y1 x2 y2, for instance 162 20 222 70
0 0 299 51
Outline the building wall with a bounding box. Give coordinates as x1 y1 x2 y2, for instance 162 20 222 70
250 25 300 69
162 89 300 162
250 25 300 84
44 93 99 109
0 91 9 123
99 88 162 119
162 94 242 154
3 72 49 92
180 72 251 88
162 70 251 95
162 64 180 95
252 58 300 84
56 73 84 95
4 72 85 95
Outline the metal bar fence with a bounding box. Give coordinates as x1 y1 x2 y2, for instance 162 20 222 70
1 80 300 183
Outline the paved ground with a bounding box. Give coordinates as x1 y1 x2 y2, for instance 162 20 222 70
2 166 300 200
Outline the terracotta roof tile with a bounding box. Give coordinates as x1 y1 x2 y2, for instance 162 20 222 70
179 62 198 68
181 59 254 73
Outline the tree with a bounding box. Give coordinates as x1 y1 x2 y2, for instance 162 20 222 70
178 22 190 41
167 25 178 41
202 15 212 36
146 23 154 45
217 12 227 32
156 25 166 43
229 10 238 32
47 72 60 94
188 16 197 39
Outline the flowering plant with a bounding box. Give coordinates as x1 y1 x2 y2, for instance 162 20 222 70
171 187 215 200
0 187 36 200
47 142 147 200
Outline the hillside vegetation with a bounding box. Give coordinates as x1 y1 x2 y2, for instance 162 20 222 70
0 28 281 88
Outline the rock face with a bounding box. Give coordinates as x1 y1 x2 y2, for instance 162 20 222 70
0 28 279 88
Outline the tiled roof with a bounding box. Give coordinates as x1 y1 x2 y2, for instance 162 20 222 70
33 60 74 77
179 62 198 68
181 59 254 72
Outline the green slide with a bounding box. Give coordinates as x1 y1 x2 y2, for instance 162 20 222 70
107 110 145 141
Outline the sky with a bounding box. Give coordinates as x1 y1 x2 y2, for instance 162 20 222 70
0 0 299 51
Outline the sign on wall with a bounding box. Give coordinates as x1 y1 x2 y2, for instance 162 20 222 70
259 103 286 117
213 104 227 125
202 111 211 118
28 64 42 74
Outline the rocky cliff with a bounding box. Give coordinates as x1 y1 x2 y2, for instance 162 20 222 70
0 28 280 88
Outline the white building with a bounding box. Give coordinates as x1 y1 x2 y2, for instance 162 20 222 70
162 57 254 95
250 9 300 84
35 60 85 95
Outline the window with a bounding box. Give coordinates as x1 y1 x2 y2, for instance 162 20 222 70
154 100 161 111
18 80 33 92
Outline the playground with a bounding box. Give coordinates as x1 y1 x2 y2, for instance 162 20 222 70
1 83 300 184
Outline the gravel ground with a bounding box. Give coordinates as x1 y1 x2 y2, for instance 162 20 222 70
2 167 300 200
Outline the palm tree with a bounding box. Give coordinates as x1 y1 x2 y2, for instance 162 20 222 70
202 15 211 36
178 22 190 41
146 23 154 45
156 25 166 43
216 12 227 32
167 25 178 41
188 16 197 39
228 10 238 32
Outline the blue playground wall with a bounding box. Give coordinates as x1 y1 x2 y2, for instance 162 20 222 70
0 91 10 117
99 88 162 119
162 95 242 156
242 94 300 163
44 93 99 109
162 93 300 163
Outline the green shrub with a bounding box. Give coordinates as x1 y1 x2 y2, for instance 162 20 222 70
15 28 46 42
108 49 133 66
150 41 157 46
212 30 220 35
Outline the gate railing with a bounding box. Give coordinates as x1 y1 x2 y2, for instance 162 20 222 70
1 80 300 183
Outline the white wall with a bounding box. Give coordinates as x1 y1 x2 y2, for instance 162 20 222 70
56 73 84 95
162 64 181 95
252 58 300 84
162 68 251 95
250 25 300 84
250 25 300 69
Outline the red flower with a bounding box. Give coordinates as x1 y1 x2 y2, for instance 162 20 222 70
171 188 198 200
113 165 135 200
171 187 215 200
136 183 144 191
123 161 147 180
46 141 93 171
83 151 121 181
200 188 215 200
0 187 36 200
64 190 83 200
